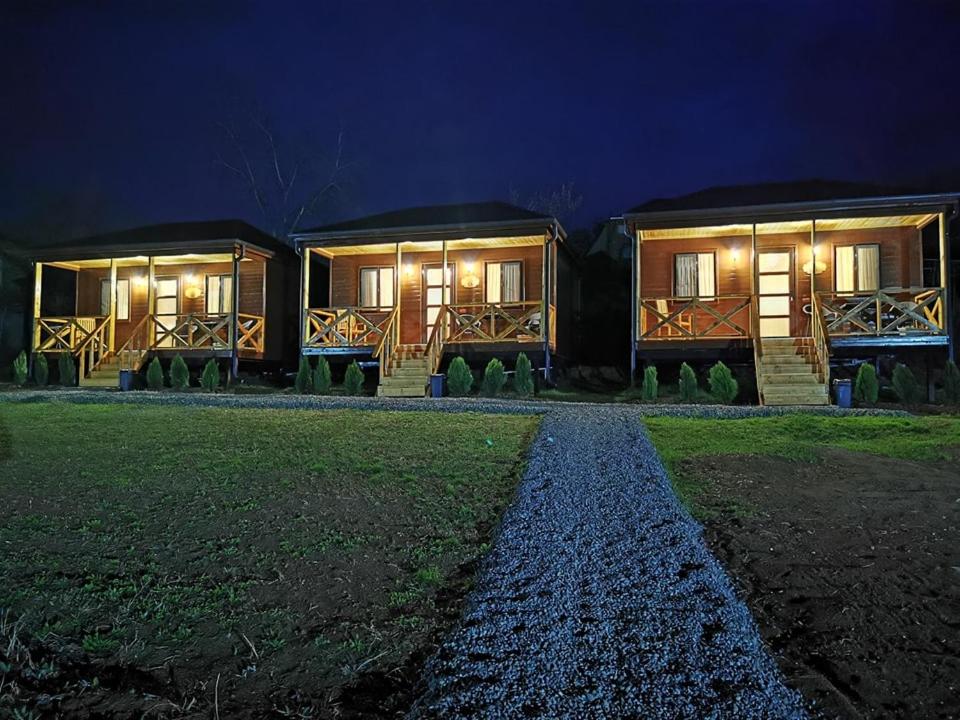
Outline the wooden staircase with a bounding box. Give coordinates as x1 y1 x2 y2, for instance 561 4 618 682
80 353 121 388
377 344 431 397
757 338 829 406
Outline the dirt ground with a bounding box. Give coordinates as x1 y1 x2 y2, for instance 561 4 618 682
683 450 960 719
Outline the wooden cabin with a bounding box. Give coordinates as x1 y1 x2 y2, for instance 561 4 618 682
29 220 298 386
626 192 957 405
291 202 575 396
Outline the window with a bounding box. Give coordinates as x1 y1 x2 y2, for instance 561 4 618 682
485 261 523 303
674 252 716 299
205 274 234 314
359 267 395 309
99 278 130 320
835 244 880 294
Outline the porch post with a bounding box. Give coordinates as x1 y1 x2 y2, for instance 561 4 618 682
544 230 553 382
230 247 240 381
810 219 817 311
939 211 953 360
442 238 448 306
300 247 310 351
632 228 642 384
108 259 118 352
147 256 156 347
31 262 43 353
395 242 401 334
541 232 550 382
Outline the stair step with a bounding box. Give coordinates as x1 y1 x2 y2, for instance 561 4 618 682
377 386 427 397
760 373 822 384
81 377 120 388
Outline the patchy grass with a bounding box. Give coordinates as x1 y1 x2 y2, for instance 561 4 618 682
0 402 538 718
645 414 960 516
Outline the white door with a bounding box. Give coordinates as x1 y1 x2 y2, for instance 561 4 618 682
155 277 180 348
422 264 454 342
757 251 792 337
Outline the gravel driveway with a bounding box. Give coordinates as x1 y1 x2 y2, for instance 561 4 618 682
1 390 883 718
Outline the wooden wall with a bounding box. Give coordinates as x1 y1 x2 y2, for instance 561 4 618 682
328 245 545 344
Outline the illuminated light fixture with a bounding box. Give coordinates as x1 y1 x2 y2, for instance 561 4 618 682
183 273 203 299
404 263 414 277
133 275 148 287
461 273 480 289
802 244 827 275
730 248 740 265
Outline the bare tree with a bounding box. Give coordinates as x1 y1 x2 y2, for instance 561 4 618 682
215 105 351 240
509 181 583 226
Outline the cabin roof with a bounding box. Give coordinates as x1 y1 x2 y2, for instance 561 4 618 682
292 201 564 245
26 220 290 261
626 180 959 229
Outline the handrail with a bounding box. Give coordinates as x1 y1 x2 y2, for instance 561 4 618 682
74 315 112 379
424 306 448 376
817 287 945 336
639 295 752 339
117 314 152 371
810 293 831 384
236 313 266 353
305 307 392 347
441 301 545 344
35 315 106 352
372 307 400 382
750 295 764 405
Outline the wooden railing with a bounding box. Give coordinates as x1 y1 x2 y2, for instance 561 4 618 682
35 316 106 352
304 307 392 347
154 313 232 350
425 309 449 376
810 293 831 383
371 307 400 381
118 314 151 371
75 316 111 379
750 296 764 405
817 288 945 337
236 313 265 353
639 296 752 340
441 301 547 344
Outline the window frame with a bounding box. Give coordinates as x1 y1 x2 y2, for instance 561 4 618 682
834 242 881 294
205 273 234 315
483 260 525 304
358 266 396 310
99 277 131 321
672 251 717 299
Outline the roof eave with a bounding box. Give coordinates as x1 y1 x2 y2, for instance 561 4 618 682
29 237 278 262
291 217 566 246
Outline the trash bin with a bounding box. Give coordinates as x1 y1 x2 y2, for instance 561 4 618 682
119 369 134 392
833 378 852 408
430 373 445 398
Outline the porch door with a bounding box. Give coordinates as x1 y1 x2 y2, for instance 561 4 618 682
422 264 455 343
155 276 180 348
757 250 793 337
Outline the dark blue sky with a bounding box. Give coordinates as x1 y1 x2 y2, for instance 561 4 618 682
3 0 959 237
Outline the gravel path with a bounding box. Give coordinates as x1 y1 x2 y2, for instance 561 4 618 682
1 389 895 718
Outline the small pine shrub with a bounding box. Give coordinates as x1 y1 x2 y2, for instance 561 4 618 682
170 355 190 390
313 356 331 394
678 362 698 403
481 358 506 397
641 365 658 402
853 363 879 406
34 353 48 387
294 356 313 394
943 360 960 404
892 363 922 404
708 361 738 404
513 353 534 396
146 357 165 390
447 356 473 397
12 351 28 386
344 360 365 395
201 359 220 392
58 353 76 387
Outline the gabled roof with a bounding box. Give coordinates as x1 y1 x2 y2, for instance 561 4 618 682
292 201 564 246
27 220 290 261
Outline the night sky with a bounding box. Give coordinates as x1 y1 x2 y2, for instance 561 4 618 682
3 0 960 239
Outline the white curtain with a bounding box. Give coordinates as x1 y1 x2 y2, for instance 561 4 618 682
379 268 394 307
697 253 716 299
221 276 234 313
359 268 377 307
835 246 855 293
502 262 521 302
857 245 880 291
675 254 697 297
116 279 130 320
486 263 501 303
99 280 111 315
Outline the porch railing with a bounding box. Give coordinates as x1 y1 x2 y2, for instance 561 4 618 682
441 301 548 344
371 307 400 381
154 313 232 350
817 288 945 337
236 313 265 353
75 316 111 378
304 307 392 347
35 316 106 352
118 314 151 371
639 296 752 340
810 293 831 383
425 309 449 376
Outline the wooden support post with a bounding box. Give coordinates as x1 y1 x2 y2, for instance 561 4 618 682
541 232 550 382
939 211 953 360
31 262 43 360
108 259 118 352
395 242 401 338
442 238 448 303
147 256 156 347
230 247 241 381
300 247 310 352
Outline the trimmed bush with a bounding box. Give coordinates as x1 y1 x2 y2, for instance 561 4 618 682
170 355 190 390
708 361 738 404
312 356 331 394
344 361 364 395
513 353 534 396
481 358 507 397
641 365 658 402
678 362 698 403
146 357 165 390
33 353 48 387
294 356 313 394
201 359 220 392
943 360 960 404
12 351 28 386
853 363 879 406
892 363 922 404
447 356 473 397
58 353 76 387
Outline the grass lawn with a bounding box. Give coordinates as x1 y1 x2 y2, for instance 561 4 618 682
645 414 960 516
0 402 538 718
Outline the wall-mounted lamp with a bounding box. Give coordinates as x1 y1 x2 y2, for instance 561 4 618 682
133 275 148 288
183 273 203 299
403 263 414 278
460 259 480 288
802 244 827 275
730 248 740 266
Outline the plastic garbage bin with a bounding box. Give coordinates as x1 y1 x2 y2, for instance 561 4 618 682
833 378 852 408
430 373 445 398
119 369 134 392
